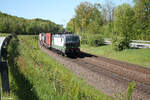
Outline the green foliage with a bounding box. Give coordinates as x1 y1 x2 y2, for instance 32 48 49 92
133 0 150 40
66 2 104 35
0 33 9 36
114 4 134 37
0 12 64 35
88 35 104 47
66 18 75 33
102 23 114 38
112 37 131 51
80 34 88 45
66 2 105 47
80 33 104 46
112 4 134 51
7 38 19 60
126 82 136 100
67 0 150 49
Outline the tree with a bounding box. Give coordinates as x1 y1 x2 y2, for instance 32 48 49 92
0 12 63 35
67 2 104 34
74 2 93 33
102 0 115 37
66 18 75 32
87 3 104 34
133 0 150 40
114 3 135 37
113 4 135 50
102 0 115 22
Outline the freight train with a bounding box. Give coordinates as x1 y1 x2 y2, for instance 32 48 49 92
39 33 80 56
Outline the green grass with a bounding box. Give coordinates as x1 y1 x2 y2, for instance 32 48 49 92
0 33 9 37
1 36 113 100
81 45 150 68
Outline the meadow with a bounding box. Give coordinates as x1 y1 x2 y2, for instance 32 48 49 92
81 45 150 68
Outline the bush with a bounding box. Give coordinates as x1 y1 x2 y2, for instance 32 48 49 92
80 33 104 47
88 35 104 47
80 34 88 45
112 37 131 51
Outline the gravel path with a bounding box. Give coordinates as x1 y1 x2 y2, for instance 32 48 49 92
39 42 150 100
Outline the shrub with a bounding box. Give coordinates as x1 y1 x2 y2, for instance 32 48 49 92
80 33 104 47
112 37 131 51
80 34 88 45
88 35 104 47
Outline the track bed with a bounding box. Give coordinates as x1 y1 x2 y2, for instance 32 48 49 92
39 42 150 100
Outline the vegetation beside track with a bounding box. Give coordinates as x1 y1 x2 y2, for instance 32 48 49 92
3 35 113 100
0 33 9 36
81 45 150 68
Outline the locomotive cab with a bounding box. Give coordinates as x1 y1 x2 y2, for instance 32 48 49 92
64 34 80 55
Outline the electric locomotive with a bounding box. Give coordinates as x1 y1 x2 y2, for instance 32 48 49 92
39 32 80 56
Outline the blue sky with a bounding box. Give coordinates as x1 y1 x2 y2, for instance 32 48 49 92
0 0 133 27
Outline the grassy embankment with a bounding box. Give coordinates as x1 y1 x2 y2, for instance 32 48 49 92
0 33 9 37
1 35 113 100
81 45 150 68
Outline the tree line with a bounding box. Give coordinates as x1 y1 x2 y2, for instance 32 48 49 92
66 0 150 50
0 12 64 35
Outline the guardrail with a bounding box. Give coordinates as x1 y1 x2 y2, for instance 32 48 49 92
104 39 150 48
130 43 150 48
131 40 150 43
0 34 13 92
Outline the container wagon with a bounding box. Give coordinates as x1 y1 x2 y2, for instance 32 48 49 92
39 33 80 56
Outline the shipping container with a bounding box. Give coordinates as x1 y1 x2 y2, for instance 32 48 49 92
46 33 52 47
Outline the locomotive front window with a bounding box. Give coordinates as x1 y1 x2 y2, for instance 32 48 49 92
72 36 79 41
66 36 79 42
66 37 72 42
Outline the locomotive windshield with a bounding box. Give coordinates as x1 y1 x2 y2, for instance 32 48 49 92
72 36 79 41
66 36 79 42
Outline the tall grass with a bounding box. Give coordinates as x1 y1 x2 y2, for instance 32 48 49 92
0 33 9 37
126 82 136 100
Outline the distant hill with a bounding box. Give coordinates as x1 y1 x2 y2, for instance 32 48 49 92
0 12 64 35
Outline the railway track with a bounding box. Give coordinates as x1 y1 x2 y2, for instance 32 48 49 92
72 55 150 94
39 42 150 100
74 54 150 85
